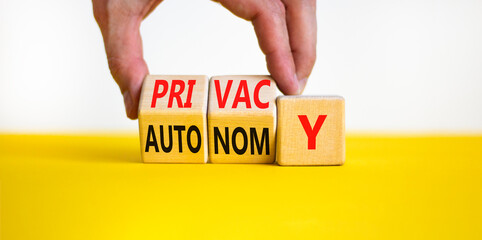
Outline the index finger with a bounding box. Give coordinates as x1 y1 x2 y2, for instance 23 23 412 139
283 0 317 93
251 3 300 95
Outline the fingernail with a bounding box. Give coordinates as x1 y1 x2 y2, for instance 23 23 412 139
123 91 133 118
299 78 308 94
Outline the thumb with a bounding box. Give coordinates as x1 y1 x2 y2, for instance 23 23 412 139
94 4 148 119
108 51 148 120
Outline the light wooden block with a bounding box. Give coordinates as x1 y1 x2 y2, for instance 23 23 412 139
138 75 208 163
208 75 277 163
276 96 345 166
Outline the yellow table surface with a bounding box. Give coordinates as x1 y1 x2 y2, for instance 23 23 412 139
0 134 481 239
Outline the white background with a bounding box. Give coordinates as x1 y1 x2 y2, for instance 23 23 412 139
0 0 481 133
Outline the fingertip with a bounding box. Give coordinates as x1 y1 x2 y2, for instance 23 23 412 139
265 51 299 95
123 91 138 120
113 58 146 120
275 73 300 95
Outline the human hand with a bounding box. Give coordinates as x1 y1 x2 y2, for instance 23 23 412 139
93 0 316 119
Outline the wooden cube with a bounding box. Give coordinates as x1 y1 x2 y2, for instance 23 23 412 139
208 75 277 163
276 96 345 166
138 75 208 163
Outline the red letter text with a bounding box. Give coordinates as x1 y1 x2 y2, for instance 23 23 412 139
151 80 169 108
298 115 327 149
